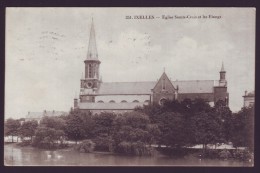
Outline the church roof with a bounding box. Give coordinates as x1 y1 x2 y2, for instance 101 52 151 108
97 82 156 95
86 19 99 60
93 80 215 95
78 102 144 110
172 80 214 93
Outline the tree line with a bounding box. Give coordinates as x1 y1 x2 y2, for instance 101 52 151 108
4 99 254 157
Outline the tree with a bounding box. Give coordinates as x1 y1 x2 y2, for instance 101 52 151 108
40 116 66 131
92 112 116 137
65 110 94 143
110 111 157 155
32 116 67 148
156 112 187 148
231 106 254 151
5 118 21 142
213 100 232 143
190 112 221 152
112 112 154 153
33 126 65 149
19 120 38 142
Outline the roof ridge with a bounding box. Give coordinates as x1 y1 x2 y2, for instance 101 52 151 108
172 80 215 82
102 81 156 84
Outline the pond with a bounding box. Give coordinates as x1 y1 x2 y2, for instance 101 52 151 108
4 143 252 166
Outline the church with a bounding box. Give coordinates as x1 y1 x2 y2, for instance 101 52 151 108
73 20 229 114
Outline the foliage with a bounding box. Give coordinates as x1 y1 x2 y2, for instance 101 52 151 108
32 116 67 149
74 140 95 153
112 112 151 144
231 106 254 151
156 112 187 147
232 149 253 161
32 126 65 149
117 141 154 156
19 120 38 142
40 116 66 131
93 135 115 152
17 140 31 147
4 118 21 142
65 110 94 143
190 112 222 150
92 112 116 137
213 100 233 142
111 112 156 155
218 150 232 160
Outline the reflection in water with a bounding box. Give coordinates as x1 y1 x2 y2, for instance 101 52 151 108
4 144 252 166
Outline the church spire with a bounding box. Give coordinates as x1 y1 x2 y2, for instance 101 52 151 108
220 61 225 72
87 18 98 60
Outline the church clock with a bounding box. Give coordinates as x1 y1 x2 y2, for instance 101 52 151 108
87 82 93 88
83 81 93 88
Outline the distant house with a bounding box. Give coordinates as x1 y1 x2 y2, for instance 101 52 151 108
25 110 68 124
243 91 255 108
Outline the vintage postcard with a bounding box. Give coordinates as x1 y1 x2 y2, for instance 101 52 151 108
4 7 255 166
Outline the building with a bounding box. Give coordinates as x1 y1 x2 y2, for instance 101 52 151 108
25 110 68 124
243 91 255 108
74 20 229 114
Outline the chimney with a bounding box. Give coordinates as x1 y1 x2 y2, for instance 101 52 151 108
245 90 248 96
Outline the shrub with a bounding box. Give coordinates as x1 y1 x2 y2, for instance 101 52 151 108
93 136 115 152
116 141 154 156
203 149 219 159
232 149 253 161
218 150 232 160
17 140 31 147
74 140 95 153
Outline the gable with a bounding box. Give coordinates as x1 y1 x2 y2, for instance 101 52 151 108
153 72 176 93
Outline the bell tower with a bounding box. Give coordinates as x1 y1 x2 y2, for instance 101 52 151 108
219 61 227 87
80 18 101 103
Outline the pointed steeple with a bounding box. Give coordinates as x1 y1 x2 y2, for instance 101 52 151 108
220 61 225 72
87 18 98 60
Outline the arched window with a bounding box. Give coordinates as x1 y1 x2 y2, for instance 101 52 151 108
144 100 150 103
121 100 127 103
97 100 104 103
109 100 115 103
88 64 92 78
133 100 139 103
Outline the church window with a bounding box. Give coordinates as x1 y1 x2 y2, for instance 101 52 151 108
88 64 92 78
109 100 115 103
121 100 127 103
133 100 139 103
162 78 166 90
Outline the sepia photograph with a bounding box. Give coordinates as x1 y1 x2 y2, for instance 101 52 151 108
4 7 255 166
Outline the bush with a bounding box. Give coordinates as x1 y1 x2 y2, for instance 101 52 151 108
74 140 95 153
232 149 253 161
116 141 154 156
202 149 219 159
17 140 31 147
218 150 232 160
93 136 114 152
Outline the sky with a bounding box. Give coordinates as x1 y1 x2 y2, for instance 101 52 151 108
5 8 255 119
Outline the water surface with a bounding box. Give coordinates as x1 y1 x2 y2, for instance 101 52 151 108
4 144 252 166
